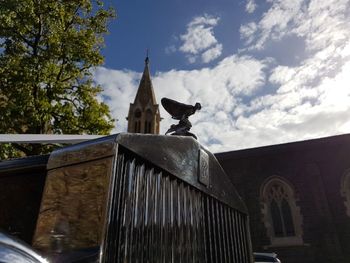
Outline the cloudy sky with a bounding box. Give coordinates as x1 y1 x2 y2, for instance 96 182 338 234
94 0 350 153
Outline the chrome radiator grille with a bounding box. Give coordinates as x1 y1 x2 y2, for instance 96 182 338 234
102 150 251 263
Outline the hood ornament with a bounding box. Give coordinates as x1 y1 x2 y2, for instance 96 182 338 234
161 97 201 139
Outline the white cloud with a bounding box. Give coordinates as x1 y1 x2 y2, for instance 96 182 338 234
211 0 350 151
93 68 141 133
179 16 219 54
241 0 350 51
240 22 258 45
94 55 268 143
178 14 222 63
246 0 257 13
96 2 350 153
230 5 350 151
188 14 219 27
165 45 176 54
201 44 223 63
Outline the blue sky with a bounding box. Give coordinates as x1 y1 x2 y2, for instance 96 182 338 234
103 0 250 71
94 0 350 152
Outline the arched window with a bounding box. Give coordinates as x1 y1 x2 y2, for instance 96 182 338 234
144 109 153 133
341 169 350 217
260 177 303 246
134 109 141 133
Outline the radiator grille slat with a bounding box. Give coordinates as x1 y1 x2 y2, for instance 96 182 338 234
103 152 251 263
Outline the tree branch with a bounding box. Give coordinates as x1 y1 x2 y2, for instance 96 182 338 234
11 143 31 156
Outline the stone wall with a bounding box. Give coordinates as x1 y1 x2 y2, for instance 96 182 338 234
216 134 350 263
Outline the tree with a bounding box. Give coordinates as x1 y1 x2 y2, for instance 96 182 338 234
0 0 115 157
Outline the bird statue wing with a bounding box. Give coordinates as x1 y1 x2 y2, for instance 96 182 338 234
161 98 195 120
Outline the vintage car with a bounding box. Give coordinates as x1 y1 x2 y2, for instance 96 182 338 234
0 133 254 262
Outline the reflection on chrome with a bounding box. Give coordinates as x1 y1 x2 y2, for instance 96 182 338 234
0 232 48 263
27 133 253 262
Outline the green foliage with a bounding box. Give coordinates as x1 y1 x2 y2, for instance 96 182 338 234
0 0 115 157
0 143 23 159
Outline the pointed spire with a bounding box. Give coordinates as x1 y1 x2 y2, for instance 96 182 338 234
133 54 157 107
127 55 161 134
145 48 149 65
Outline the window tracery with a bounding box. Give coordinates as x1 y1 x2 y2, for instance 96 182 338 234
260 177 303 247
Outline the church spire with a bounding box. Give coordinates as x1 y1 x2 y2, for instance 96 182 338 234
127 55 161 134
145 48 149 65
133 54 157 107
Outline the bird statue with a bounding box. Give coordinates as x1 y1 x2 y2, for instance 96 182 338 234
161 97 201 139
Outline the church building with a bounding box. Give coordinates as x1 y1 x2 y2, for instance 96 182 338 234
126 57 350 263
126 56 161 134
216 134 350 263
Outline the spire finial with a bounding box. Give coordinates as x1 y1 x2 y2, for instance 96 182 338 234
145 48 149 65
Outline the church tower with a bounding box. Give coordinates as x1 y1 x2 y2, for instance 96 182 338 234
127 56 161 134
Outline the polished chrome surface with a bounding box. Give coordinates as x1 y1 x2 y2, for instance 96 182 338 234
117 133 247 213
47 135 116 170
45 133 247 213
102 149 252 263
33 157 114 251
0 232 48 263
199 148 210 186
32 133 252 262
